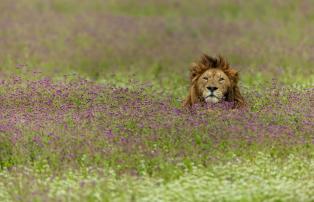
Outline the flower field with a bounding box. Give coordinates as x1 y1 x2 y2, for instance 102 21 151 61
0 0 313 201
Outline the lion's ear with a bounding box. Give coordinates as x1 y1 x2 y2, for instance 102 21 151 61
226 68 239 84
190 63 203 82
190 63 198 80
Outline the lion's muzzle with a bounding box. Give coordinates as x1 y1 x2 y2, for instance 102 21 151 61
202 86 224 104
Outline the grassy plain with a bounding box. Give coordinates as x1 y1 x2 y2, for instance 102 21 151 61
0 0 313 201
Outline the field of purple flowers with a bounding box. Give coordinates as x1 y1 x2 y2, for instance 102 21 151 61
0 0 314 201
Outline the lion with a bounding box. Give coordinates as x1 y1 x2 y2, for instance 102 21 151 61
183 54 245 109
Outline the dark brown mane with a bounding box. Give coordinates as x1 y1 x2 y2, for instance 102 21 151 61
190 54 238 84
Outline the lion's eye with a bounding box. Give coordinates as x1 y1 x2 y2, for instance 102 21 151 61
219 77 224 82
203 77 208 81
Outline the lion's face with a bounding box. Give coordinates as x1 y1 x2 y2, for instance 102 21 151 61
196 69 231 104
183 54 245 108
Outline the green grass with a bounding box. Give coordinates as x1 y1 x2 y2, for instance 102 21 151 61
0 0 314 201
0 153 313 202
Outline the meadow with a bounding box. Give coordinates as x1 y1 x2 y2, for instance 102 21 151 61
0 0 313 201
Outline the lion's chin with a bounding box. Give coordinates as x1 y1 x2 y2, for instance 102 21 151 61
205 96 220 104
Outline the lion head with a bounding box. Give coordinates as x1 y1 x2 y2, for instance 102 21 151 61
183 54 245 108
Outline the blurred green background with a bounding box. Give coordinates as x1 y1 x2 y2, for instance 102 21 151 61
1 0 313 91
0 1 313 201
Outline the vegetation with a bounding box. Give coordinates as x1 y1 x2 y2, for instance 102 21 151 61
0 0 313 201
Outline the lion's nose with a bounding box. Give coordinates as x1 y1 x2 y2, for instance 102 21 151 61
207 86 218 92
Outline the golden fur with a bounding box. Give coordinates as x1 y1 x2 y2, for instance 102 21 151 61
183 54 245 108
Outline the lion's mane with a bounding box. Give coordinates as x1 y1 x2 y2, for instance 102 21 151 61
183 54 245 108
